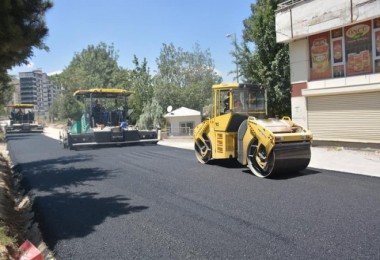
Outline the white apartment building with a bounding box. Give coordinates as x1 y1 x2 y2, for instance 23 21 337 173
19 70 60 119
276 0 380 145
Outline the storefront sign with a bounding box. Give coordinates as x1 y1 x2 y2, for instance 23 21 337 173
345 21 372 76
309 32 331 80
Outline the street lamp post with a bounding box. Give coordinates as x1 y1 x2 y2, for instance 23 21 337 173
225 33 239 83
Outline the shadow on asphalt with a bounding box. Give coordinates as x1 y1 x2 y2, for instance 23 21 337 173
33 192 148 249
270 168 321 180
5 133 42 141
207 159 246 169
240 167 321 180
69 142 158 151
13 154 97 193
12 153 149 250
207 159 321 180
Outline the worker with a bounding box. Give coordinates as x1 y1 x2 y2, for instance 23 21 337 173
92 99 103 125
67 118 73 127
234 99 242 110
223 96 230 113
16 109 23 116
16 109 23 122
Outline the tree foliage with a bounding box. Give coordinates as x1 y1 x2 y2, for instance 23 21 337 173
153 43 222 113
128 56 153 124
136 98 163 130
53 42 128 93
236 0 291 117
0 0 52 107
0 0 52 70
49 94 83 121
49 42 130 120
0 74 14 112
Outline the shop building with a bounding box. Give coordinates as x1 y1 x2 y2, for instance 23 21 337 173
276 0 380 145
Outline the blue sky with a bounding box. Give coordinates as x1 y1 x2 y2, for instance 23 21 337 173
8 0 254 83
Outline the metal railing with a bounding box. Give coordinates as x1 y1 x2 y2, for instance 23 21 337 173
168 127 193 136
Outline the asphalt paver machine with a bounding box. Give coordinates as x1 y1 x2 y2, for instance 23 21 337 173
5 104 44 133
61 88 160 149
193 83 313 178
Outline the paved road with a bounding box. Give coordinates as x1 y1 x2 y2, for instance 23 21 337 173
6 133 380 259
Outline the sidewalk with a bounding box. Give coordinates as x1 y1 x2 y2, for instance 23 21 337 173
158 136 380 178
42 128 380 178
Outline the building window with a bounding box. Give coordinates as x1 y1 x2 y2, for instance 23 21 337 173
179 122 194 135
345 20 372 76
215 89 230 116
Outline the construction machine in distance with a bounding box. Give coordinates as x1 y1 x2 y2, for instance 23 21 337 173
5 104 44 133
61 88 160 149
193 83 312 178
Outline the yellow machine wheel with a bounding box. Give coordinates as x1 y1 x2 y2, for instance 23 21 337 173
194 136 212 164
247 139 276 178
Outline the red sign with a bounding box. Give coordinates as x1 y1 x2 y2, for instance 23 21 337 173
16 240 43 260
375 30 380 57
309 32 331 80
345 21 372 76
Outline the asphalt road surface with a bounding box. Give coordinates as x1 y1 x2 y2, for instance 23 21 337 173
6 133 380 259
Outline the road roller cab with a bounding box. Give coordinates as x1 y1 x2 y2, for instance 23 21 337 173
193 83 313 178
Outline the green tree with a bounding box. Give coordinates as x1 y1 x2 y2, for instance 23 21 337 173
137 98 163 130
153 43 222 113
128 56 153 124
54 42 128 92
0 74 14 113
0 0 52 106
236 0 290 117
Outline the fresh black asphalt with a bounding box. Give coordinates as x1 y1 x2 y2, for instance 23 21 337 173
6 133 380 259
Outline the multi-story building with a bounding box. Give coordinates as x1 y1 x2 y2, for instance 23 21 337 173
275 0 380 146
19 70 59 119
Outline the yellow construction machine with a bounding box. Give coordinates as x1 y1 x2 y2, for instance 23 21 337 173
193 83 312 178
5 104 44 133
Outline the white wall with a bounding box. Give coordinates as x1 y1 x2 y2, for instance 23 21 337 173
276 0 380 43
166 115 201 136
289 39 309 83
291 96 308 128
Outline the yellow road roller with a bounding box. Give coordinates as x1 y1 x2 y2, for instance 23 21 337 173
193 83 312 178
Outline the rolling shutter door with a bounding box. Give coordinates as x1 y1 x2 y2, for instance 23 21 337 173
307 91 380 143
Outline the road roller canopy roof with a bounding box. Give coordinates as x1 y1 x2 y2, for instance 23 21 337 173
73 88 135 98
7 104 35 108
212 83 262 90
